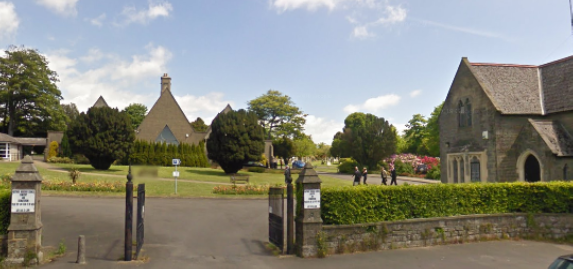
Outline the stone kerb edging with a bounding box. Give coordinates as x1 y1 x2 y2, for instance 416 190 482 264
318 213 573 256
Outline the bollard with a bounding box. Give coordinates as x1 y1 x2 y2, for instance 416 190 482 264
77 235 86 264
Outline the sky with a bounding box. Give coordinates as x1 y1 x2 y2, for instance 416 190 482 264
0 0 572 144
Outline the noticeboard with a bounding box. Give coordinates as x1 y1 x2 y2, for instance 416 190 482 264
303 189 320 209
11 189 35 213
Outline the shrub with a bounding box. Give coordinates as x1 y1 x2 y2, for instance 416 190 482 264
321 182 573 225
0 190 10 234
212 184 273 195
48 157 74 164
48 141 59 159
73 154 90 164
69 168 81 184
338 158 359 174
425 164 441 180
42 181 125 192
394 159 414 175
247 167 266 173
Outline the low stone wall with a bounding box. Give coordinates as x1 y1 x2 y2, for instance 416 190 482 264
320 214 573 256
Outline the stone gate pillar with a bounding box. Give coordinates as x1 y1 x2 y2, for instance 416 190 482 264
5 155 43 265
295 162 322 257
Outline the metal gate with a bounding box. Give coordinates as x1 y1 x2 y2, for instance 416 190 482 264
268 187 284 251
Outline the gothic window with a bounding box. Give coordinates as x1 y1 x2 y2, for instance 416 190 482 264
458 101 465 127
465 98 472 126
471 157 480 182
453 159 459 183
460 158 465 183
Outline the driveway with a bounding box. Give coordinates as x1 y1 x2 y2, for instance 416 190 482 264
39 197 569 269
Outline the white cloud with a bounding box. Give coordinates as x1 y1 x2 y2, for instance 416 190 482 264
36 0 78 17
88 13 106 27
409 89 421 97
0 2 19 40
79 48 104 63
344 94 401 113
175 93 234 124
417 19 505 40
271 0 337 12
118 0 173 26
304 115 344 144
351 5 406 38
45 44 172 112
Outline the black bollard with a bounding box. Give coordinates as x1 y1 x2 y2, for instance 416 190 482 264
135 184 145 259
287 183 294 254
125 165 133 261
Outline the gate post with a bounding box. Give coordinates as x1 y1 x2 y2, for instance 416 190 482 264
286 183 294 255
124 165 133 261
5 155 43 265
295 163 322 258
135 184 145 259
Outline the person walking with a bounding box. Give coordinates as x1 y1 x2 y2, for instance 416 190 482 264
284 165 292 184
353 166 361 186
381 167 388 185
390 165 398 185
362 168 368 185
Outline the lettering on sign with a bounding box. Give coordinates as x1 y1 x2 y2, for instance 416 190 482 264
303 189 320 209
11 189 35 213
173 171 180 177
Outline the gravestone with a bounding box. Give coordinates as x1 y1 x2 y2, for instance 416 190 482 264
5 155 43 265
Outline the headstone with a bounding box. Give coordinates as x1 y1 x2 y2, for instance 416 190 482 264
5 155 43 265
295 162 322 258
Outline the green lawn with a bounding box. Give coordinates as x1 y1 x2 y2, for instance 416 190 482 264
311 160 340 173
0 161 351 198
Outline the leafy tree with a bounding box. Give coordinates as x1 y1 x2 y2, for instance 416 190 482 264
273 136 295 165
315 142 331 159
425 102 443 157
122 103 147 130
67 106 135 170
61 103 79 126
207 109 265 174
0 46 66 136
329 131 351 158
293 135 315 158
59 132 72 158
247 90 306 139
340 112 397 170
190 117 209 132
403 114 429 155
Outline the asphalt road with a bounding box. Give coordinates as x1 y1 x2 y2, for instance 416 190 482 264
39 197 569 269
317 171 438 185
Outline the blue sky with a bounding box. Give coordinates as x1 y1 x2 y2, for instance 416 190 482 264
0 0 572 144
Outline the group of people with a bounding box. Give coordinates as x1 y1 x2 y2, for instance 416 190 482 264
352 165 397 186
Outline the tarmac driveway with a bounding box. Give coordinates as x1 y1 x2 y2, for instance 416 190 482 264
40 197 571 269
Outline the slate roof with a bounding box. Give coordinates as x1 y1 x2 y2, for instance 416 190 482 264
92 96 110 108
467 55 573 115
0 133 47 146
0 133 18 143
529 119 573 157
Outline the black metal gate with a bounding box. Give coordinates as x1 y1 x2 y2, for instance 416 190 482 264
269 187 284 252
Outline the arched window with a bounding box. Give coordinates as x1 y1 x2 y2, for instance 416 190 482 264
471 157 480 182
465 98 472 126
453 159 458 183
458 101 465 127
460 158 465 183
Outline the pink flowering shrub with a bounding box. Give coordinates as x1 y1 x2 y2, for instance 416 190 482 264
385 154 440 170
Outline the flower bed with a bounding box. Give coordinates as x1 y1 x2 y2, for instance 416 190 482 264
213 184 287 195
386 153 440 169
42 181 126 192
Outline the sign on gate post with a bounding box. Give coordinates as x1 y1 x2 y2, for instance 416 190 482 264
268 187 285 252
172 159 180 194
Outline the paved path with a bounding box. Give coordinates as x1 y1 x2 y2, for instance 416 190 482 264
40 197 570 269
317 172 440 185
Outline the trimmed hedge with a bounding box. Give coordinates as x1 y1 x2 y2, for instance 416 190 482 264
321 182 573 225
0 190 10 234
119 140 208 167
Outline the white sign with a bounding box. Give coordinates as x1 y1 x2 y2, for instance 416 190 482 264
172 159 181 166
173 171 180 177
303 189 321 209
11 189 35 213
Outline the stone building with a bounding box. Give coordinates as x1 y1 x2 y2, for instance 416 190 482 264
439 55 573 183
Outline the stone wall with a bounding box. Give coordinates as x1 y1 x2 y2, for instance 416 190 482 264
319 214 573 256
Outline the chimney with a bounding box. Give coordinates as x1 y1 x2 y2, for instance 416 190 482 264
161 73 171 95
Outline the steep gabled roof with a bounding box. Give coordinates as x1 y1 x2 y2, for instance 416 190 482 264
529 119 573 157
0 133 19 143
469 63 543 115
92 96 110 108
136 89 195 144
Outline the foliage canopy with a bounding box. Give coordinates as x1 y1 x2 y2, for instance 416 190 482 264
247 90 306 139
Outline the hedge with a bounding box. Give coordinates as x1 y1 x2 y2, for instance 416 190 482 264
0 190 10 234
118 140 208 167
320 182 573 225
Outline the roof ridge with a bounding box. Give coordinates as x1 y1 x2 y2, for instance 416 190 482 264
470 63 538 68
539 55 573 68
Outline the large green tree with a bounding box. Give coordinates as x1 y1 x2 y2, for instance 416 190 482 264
61 103 80 126
272 136 295 165
122 103 147 130
207 109 265 174
293 135 315 158
247 90 306 139
190 117 209 132
403 114 429 155
329 131 350 158
425 102 443 157
67 106 135 170
0 46 66 136
315 142 331 159
340 112 397 170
